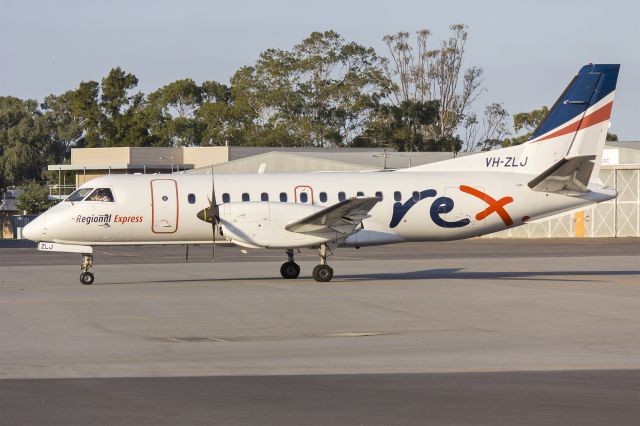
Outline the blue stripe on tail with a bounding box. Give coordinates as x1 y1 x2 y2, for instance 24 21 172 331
530 64 620 140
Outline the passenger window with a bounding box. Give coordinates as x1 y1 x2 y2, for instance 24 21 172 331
394 191 402 201
357 191 364 197
375 191 383 200
188 193 196 204
242 193 250 202
319 192 327 203
412 191 420 201
222 193 230 203
280 192 288 202
338 192 346 202
299 192 308 203
88 188 114 202
66 188 93 202
261 192 269 202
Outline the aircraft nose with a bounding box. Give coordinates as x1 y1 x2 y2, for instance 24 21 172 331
22 213 46 241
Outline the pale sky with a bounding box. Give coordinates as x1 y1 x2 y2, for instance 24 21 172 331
1 0 638 139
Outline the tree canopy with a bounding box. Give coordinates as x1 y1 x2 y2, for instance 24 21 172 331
502 106 549 146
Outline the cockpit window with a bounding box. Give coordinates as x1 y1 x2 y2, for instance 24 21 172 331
87 188 115 202
65 188 93 202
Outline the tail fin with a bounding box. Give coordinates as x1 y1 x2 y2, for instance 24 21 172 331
527 64 620 182
399 64 620 177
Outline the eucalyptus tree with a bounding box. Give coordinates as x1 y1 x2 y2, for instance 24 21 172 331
230 31 393 147
502 106 549 146
382 25 486 152
462 102 510 151
145 78 205 146
0 97 52 186
64 67 152 147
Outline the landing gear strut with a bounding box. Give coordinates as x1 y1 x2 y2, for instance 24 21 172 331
280 249 300 279
79 253 94 285
312 244 333 282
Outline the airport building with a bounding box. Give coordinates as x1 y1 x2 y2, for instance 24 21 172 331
36 141 640 239
46 146 229 193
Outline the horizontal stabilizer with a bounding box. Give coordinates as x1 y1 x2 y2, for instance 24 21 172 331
527 155 596 193
285 197 379 235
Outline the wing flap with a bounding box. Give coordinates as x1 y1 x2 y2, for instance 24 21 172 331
285 197 379 234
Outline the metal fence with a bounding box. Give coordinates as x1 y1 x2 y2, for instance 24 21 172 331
10 214 39 239
483 165 640 238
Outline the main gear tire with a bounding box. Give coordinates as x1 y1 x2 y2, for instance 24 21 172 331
280 262 301 279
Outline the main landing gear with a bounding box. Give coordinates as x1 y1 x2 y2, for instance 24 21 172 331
280 246 334 282
80 253 94 285
280 249 301 279
312 244 333 282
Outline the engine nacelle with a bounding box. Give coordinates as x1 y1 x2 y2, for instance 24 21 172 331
218 202 340 249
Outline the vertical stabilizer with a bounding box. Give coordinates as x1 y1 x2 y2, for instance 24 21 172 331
528 64 619 182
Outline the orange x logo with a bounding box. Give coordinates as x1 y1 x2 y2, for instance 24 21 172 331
459 185 514 226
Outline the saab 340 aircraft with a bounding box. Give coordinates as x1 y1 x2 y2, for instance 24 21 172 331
23 64 620 284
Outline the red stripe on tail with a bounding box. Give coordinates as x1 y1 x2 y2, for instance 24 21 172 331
533 101 613 143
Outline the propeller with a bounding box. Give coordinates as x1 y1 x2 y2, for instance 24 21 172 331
196 166 219 261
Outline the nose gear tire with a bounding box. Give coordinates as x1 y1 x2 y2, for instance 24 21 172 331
80 272 94 285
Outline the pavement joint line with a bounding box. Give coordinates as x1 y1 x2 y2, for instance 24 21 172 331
0 297 130 304
323 331 390 337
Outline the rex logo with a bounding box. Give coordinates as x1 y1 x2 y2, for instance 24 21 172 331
389 185 514 229
459 185 514 226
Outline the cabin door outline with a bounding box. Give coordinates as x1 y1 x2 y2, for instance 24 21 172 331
151 179 179 233
294 185 314 204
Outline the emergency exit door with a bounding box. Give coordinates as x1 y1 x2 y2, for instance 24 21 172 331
294 185 314 204
151 179 179 233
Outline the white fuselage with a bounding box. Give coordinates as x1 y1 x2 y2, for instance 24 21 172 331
27 170 614 249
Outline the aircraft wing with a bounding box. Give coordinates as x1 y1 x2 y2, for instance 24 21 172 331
285 197 379 235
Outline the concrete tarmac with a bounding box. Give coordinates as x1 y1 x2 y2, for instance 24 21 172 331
1 239 639 425
2 370 638 426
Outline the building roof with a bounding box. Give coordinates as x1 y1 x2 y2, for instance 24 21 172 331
226 146 466 169
48 164 182 171
605 141 640 150
184 151 378 174
227 146 390 161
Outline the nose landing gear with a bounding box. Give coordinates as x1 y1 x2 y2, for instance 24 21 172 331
280 249 301 279
80 253 94 285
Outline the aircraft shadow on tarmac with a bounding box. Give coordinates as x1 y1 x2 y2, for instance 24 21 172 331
338 269 640 282
99 268 640 285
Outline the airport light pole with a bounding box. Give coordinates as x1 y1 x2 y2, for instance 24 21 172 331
372 150 389 169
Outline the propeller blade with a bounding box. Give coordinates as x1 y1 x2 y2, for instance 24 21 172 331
197 166 219 261
212 221 216 261
211 166 217 261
